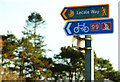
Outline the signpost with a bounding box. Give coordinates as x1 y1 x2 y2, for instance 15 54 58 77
64 18 113 35
61 4 113 81
61 4 109 20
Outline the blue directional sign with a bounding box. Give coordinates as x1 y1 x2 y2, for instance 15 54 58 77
64 18 113 35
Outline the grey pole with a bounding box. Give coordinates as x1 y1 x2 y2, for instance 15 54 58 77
85 35 92 82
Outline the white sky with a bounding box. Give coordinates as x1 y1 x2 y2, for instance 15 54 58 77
0 0 119 70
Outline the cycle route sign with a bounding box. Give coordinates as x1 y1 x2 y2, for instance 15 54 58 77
61 4 109 20
64 18 113 35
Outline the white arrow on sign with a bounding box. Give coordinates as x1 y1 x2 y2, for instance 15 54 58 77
66 23 72 34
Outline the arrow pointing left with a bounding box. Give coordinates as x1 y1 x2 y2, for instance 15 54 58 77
62 9 68 20
66 23 72 34
64 18 113 36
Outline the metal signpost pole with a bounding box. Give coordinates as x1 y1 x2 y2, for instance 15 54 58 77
61 4 112 82
85 35 92 82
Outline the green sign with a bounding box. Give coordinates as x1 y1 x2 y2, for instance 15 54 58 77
61 4 109 20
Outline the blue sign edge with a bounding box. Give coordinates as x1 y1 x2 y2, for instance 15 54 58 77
64 18 114 36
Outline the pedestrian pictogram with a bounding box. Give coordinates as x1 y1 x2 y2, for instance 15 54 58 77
102 7 107 16
102 22 111 30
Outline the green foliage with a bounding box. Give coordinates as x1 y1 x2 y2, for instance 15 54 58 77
51 47 120 81
2 11 120 81
14 12 52 80
94 51 119 81
2 12 53 80
2 33 18 65
27 12 45 24
50 46 85 80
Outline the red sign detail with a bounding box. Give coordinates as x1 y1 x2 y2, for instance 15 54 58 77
102 22 111 30
91 23 100 31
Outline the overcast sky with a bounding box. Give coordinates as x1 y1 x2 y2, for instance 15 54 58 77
0 0 119 70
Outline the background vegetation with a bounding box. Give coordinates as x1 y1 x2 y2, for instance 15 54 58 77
1 12 119 81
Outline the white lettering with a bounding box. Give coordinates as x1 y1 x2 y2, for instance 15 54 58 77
77 11 90 15
77 10 100 15
91 10 99 14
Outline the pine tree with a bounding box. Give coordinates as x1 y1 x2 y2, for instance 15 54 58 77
50 46 85 81
2 33 18 71
14 12 52 80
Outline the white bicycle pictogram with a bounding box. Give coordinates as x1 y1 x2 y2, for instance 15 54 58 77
74 23 89 33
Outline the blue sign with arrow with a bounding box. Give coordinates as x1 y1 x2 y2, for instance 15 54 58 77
64 18 113 35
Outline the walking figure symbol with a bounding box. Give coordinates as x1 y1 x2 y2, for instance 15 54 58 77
102 7 107 16
103 23 110 30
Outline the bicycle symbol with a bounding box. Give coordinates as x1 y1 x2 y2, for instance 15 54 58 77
74 23 89 33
